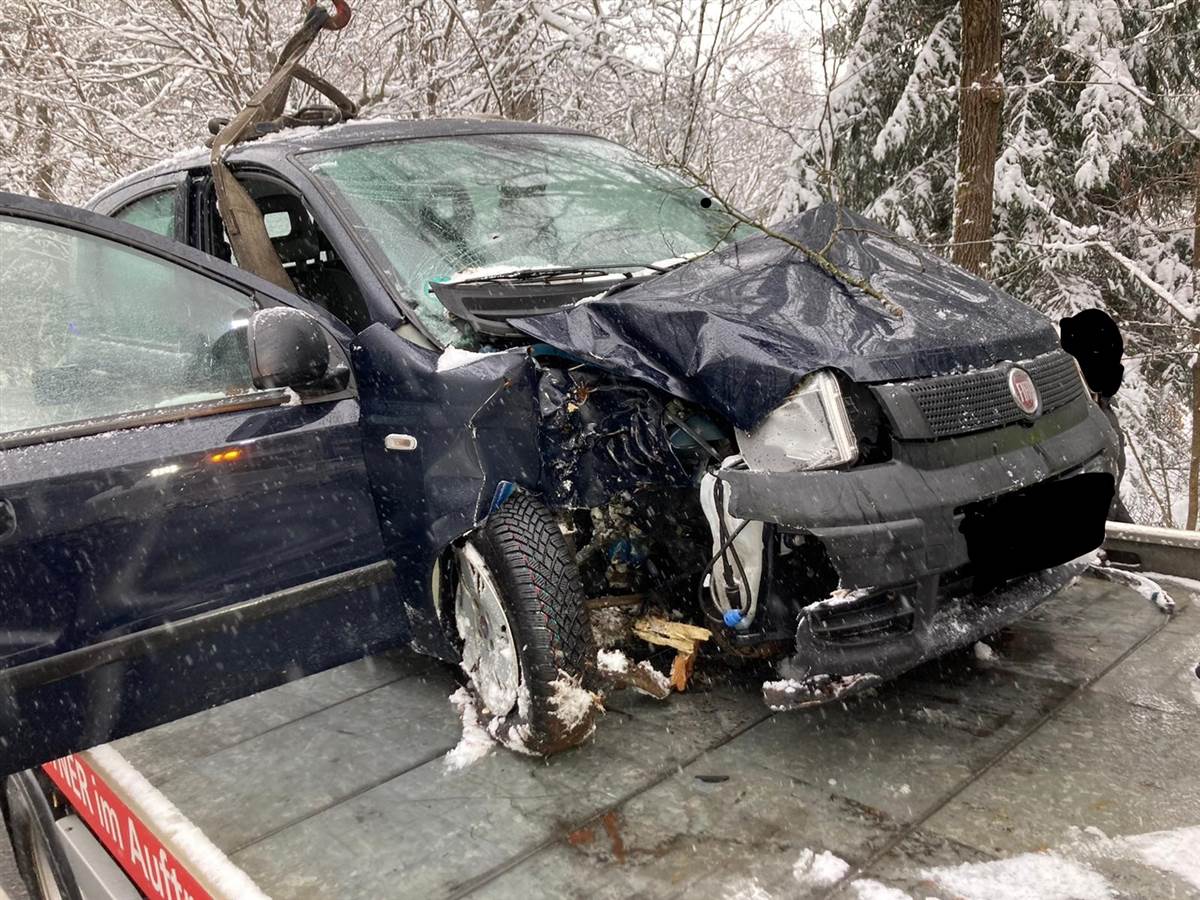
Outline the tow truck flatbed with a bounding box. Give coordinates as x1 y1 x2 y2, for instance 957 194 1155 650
4 563 1199 900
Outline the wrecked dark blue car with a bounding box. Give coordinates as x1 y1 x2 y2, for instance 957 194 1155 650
0 120 1117 768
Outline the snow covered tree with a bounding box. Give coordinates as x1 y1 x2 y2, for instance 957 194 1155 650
779 0 1200 525
0 0 811 216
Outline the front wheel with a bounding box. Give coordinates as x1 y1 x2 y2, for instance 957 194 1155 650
453 492 597 755
4 773 80 900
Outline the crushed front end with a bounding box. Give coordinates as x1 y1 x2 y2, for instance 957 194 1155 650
703 350 1118 706
501 207 1123 708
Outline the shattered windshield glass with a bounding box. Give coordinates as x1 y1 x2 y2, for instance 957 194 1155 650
303 132 739 343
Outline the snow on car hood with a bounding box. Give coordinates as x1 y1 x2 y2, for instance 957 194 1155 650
508 204 1059 431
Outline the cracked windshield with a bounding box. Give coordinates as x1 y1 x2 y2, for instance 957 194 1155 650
305 133 741 344
1 0 1197 898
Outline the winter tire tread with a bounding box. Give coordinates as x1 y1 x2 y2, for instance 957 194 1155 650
470 492 596 754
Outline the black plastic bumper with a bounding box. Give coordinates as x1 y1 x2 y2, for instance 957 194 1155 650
720 397 1118 588
762 560 1086 705
718 397 1119 680
787 561 1085 681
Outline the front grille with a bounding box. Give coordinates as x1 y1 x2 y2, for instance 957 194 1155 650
881 350 1084 439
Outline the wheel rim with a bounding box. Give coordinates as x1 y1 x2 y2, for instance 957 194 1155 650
31 828 64 900
454 543 520 718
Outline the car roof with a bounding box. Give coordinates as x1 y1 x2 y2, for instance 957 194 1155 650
101 117 593 196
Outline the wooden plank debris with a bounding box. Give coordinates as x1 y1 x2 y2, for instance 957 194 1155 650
632 616 711 692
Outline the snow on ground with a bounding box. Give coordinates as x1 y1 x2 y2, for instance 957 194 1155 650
1146 571 1200 593
444 687 495 772
1070 824 1200 891
596 648 629 673
1118 825 1200 889
1085 560 1177 612
711 823 1200 898
792 848 849 887
722 879 773 900
1118 569 1177 613
923 851 1114 900
849 879 912 899
918 826 1200 900
762 673 879 709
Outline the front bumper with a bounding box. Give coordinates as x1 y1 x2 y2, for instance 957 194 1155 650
720 396 1118 588
762 559 1086 707
794 559 1085 683
717 396 1119 680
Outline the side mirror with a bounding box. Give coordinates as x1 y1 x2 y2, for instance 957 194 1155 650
247 307 330 390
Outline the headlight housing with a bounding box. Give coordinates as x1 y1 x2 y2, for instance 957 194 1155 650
736 371 858 471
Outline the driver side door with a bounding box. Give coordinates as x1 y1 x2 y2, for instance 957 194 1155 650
0 194 407 776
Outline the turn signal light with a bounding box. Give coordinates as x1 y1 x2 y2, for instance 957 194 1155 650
208 448 245 464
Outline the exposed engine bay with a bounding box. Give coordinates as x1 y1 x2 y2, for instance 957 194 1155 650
534 359 848 669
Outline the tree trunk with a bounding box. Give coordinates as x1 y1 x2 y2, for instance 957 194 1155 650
951 0 1003 276
32 102 54 200
1187 154 1200 530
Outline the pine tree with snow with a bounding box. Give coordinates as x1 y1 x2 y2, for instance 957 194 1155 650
780 0 1200 525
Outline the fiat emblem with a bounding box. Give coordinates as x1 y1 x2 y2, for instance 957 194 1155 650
1008 367 1040 416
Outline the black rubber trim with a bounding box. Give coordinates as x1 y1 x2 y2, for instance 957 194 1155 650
0 560 395 690
0 390 290 451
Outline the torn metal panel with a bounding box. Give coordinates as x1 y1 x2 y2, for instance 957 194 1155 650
349 328 703 659
351 326 545 657
510 205 1059 430
353 330 543 533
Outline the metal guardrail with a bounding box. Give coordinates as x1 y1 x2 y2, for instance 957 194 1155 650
1103 521 1200 580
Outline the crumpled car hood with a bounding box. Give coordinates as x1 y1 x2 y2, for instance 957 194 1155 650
510 204 1058 431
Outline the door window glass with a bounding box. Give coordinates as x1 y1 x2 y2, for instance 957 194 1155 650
0 216 257 434
114 190 176 238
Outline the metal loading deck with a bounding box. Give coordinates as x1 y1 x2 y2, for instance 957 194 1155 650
4 568 1198 900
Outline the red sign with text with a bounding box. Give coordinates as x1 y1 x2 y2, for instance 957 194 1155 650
43 755 213 900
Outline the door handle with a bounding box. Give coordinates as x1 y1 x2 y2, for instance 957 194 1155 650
0 500 16 542
384 434 418 452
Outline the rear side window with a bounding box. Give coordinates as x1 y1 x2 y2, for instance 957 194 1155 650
0 216 257 435
113 190 176 238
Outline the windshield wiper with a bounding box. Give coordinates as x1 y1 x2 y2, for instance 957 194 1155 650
449 263 668 286
432 265 665 338
433 256 703 336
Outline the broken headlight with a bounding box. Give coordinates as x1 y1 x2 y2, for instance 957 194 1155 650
735 371 858 471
